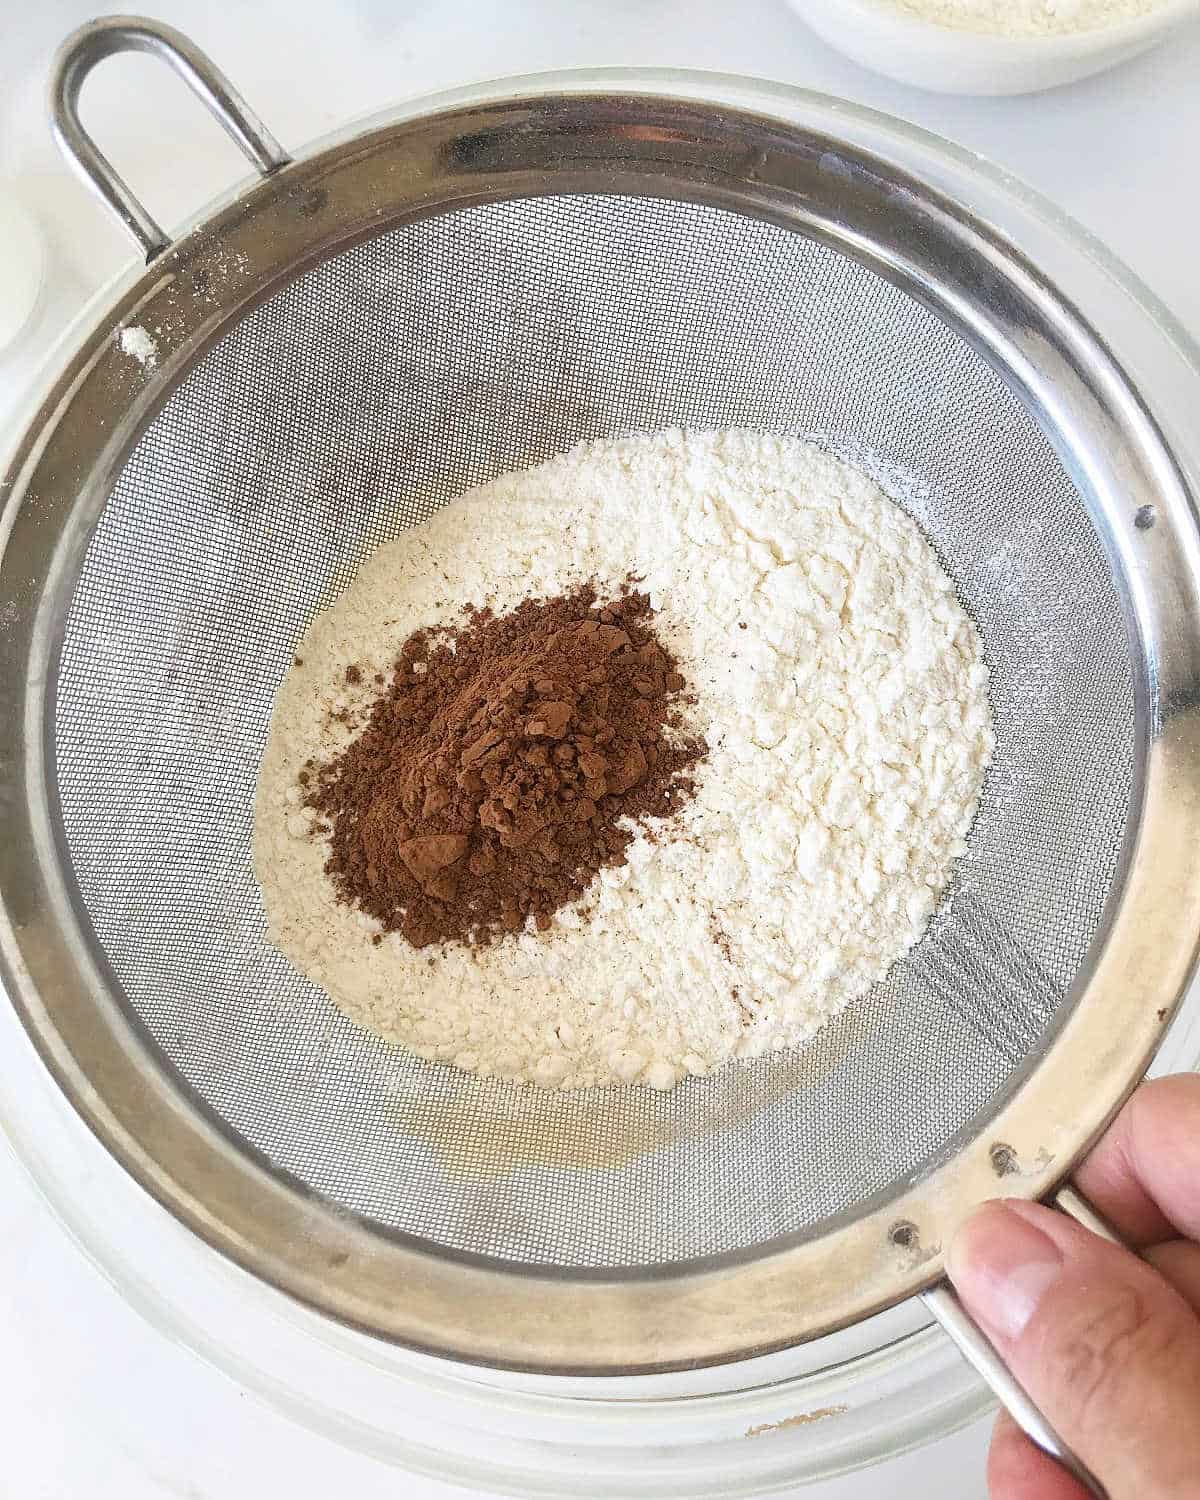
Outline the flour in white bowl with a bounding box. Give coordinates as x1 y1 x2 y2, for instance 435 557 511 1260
881 0 1166 34
254 431 994 1090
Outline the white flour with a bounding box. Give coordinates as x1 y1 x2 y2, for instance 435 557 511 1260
254 431 994 1090
117 324 158 367
882 0 1164 32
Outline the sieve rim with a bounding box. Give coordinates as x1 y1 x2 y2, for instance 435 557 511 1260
3 74 1200 1372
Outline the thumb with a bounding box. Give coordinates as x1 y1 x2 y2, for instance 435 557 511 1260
949 1200 1200 1499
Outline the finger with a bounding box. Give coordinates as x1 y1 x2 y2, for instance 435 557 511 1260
950 1199 1200 1499
988 1409 1091 1500
1074 1074 1200 1247
1145 1238 1200 1315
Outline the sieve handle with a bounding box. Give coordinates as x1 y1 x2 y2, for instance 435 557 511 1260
923 1184 1121 1500
49 15 291 261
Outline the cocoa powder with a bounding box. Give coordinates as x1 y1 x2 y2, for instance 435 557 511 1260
304 584 703 948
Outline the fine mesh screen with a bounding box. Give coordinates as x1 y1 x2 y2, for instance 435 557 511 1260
54 196 1136 1268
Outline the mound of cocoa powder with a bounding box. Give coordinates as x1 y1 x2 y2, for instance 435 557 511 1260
303 584 704 949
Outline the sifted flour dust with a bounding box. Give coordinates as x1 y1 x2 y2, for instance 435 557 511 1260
254 431 994 1090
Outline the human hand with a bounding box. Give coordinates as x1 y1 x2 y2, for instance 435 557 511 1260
948 1074 1200 1499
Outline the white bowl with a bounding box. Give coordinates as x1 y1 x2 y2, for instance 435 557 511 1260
786 0 1200 94
0 193 44 355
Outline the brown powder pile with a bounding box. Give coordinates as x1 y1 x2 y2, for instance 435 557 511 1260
304 584 704 949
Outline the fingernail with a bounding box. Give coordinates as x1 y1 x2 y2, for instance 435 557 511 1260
948 1201 1064 1345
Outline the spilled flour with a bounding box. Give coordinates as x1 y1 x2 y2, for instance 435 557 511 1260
254 431 994 1090
117 324 158 367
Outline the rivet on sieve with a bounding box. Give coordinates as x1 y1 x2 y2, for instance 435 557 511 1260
1134 505 1157 530
990 1142 1018 1177
888 1219 919 1250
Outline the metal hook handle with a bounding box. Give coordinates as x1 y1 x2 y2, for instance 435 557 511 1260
924 1184 1122 1499
50 14 290 261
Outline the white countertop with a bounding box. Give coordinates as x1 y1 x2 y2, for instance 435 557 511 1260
3 1 1199 1495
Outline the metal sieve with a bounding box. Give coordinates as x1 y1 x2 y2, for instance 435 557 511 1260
4 16 1200 1493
